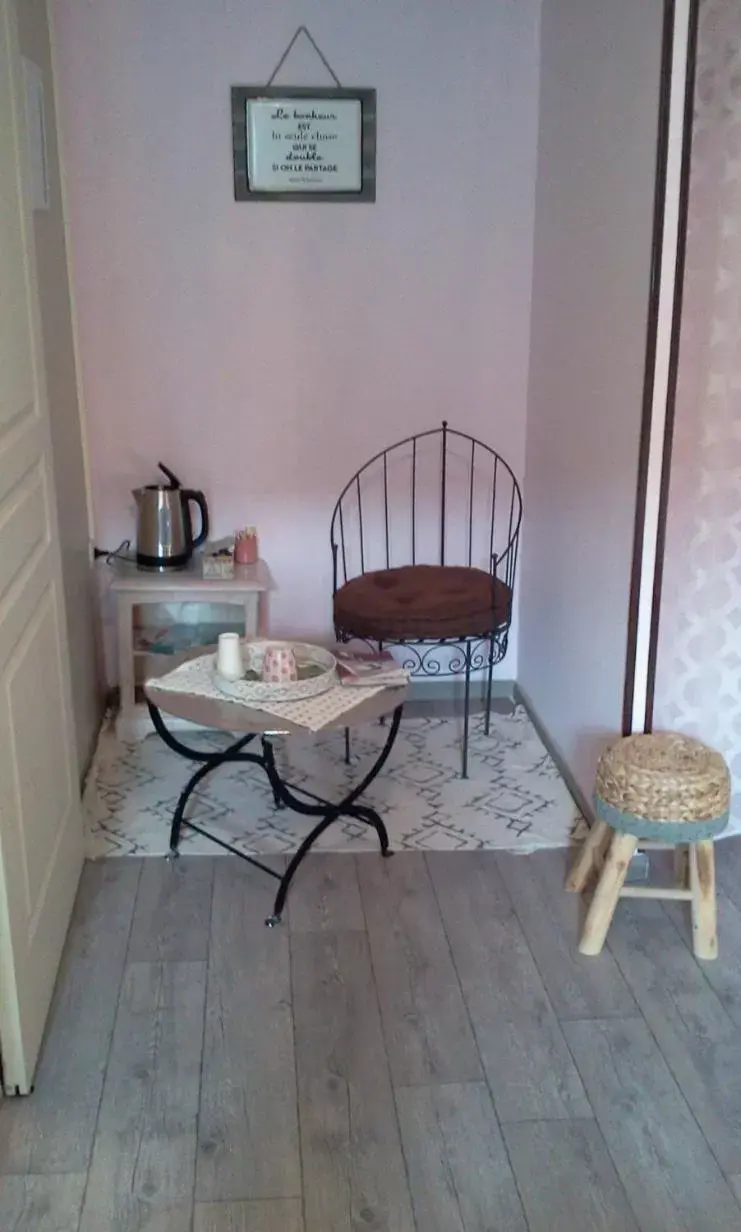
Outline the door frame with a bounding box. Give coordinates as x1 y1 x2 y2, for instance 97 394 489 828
622 0 699 734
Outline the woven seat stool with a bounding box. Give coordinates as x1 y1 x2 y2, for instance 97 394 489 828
567 733 730 960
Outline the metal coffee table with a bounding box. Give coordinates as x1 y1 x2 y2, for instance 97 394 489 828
144 679 407 926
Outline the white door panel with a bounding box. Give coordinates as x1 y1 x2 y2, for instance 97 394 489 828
0 0 84 1093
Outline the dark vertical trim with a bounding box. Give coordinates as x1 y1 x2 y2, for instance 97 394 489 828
622 0 678 736
440 419 448 566
411 438 417 565
644 0 699 731
356 475 365 574
383 451 390 570
467 438 475 567
489 456 498 569
339 503 347 582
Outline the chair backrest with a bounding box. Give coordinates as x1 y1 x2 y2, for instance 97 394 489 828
330 421 522 596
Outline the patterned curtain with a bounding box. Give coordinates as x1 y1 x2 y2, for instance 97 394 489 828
654 0 741 830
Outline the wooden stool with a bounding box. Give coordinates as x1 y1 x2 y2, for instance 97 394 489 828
567 733 730 960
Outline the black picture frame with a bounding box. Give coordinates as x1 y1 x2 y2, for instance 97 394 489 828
231 86 376 203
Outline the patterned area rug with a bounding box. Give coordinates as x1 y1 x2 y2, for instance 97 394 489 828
84 707 584 858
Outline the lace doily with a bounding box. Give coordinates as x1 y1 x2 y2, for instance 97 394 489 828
147 654 387 732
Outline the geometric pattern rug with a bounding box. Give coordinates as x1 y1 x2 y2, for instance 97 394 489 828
84 706 585 858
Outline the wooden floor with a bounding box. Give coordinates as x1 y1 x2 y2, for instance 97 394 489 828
2 842 741 1230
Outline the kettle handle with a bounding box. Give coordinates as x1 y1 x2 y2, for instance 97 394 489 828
158 462 182 488
183 490 209 550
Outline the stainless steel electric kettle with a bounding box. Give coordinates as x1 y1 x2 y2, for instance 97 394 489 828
133 463 209 569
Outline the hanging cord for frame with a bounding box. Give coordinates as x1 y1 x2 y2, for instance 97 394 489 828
265 25 342 88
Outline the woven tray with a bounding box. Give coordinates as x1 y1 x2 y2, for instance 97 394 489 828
213 640 337 704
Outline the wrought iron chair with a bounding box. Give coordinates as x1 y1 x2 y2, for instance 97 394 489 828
331 421 522 776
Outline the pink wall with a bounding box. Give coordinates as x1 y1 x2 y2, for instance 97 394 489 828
518 0 665 801
654 0 741 835
52 0 539 668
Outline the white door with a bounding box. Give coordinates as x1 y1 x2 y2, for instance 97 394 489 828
0 0 84 1093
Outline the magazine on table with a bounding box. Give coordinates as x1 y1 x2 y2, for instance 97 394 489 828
335 648 408 687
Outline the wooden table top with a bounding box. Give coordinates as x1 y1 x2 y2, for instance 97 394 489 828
144 677 408 737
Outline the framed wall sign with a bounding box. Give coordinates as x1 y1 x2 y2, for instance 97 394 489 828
232 86 376 203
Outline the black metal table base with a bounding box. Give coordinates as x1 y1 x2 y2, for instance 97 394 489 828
147 702 403 926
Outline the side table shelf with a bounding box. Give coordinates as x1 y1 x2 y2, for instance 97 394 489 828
110 557 274 741
133 620 245 656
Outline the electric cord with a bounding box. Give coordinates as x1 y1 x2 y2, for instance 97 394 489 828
93 539 132 564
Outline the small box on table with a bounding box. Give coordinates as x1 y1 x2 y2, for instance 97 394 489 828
201 539 235 579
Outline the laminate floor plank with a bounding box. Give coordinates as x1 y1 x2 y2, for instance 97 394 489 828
0 860 142 1175
79 960 206 1232
196 860 300 1204
714 835 741 909
193 1198 303 1231
565 1016 741 1231
357 853 482 1085
11 848 741 1230
291 929 415 1232
396 1081 527 1232
607 899 741 1178
287 853 364 933
664 888 741 1027
0 1172 87 1231
497 849 637 1019
504 1119 640 1232
128 857 216 961
426 851 590 1121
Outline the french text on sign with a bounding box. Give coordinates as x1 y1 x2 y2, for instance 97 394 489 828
247 97 362 193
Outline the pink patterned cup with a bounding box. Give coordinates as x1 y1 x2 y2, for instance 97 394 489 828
234 532 258 565
261 643 298 684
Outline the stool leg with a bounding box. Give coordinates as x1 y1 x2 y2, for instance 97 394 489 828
566 820 611 893
690 840 718 961
674 843 690 890
579 833 637 956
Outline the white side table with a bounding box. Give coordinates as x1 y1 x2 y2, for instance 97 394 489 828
110 557 274 740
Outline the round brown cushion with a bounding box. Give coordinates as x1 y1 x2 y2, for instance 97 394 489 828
333 564 511 641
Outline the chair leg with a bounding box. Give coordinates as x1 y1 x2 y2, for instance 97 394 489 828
566 819 611 893
579 833 637 956
484 636 495 736
461 648 472 778
344 728 352 765
690 840 718 960
378 642 386 725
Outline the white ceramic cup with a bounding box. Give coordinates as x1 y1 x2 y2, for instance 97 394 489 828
216 632 243 681
261 643 298 684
